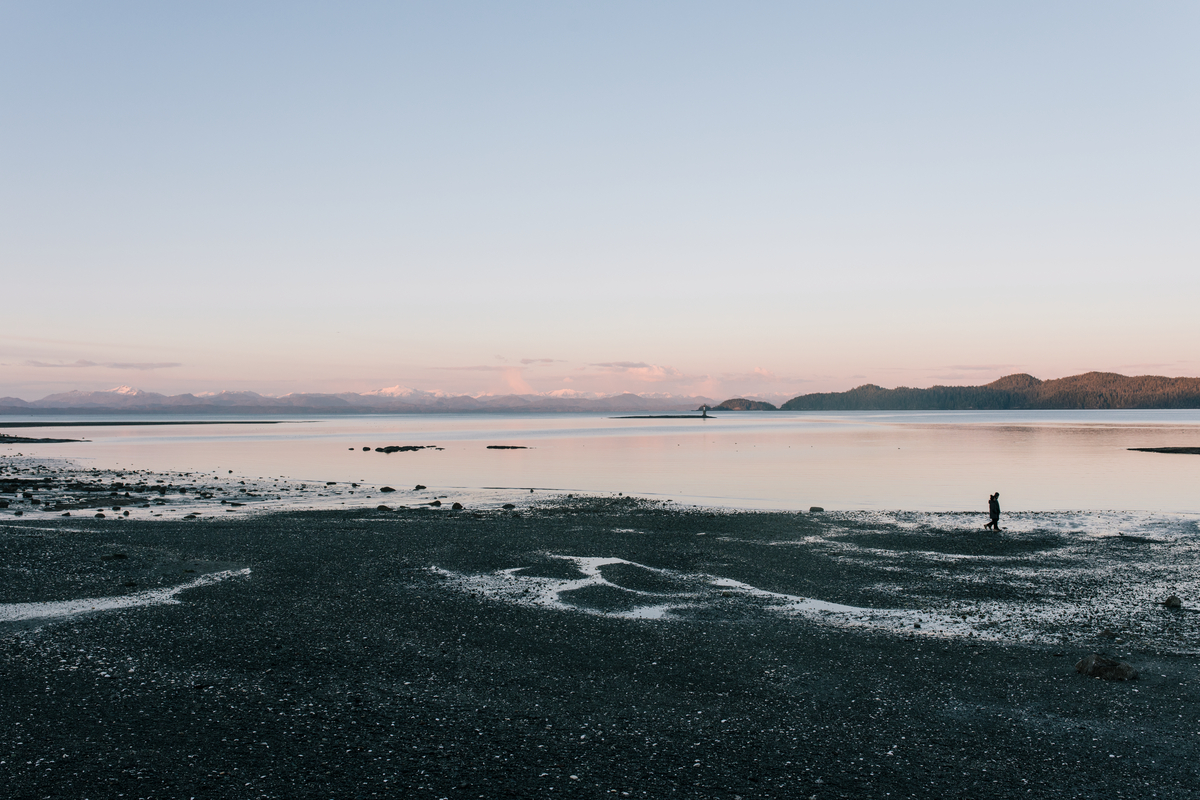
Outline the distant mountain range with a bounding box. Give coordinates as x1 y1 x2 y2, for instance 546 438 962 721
779 372 1200 410
6 372 1197 415
0 385 717 414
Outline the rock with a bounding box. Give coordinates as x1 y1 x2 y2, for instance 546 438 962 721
14 510 22 516
362 447 370 451
62 512 70 517
809 506 824 513
429 500 442 507
379 486 396 493
348 447 353 451
112 506 121 511
1164 595 1183 608
1075 653 1138 681
376 505 392 512
122 510 129 516
451 502 463 510
414 484 426 491
502 503 516 510
94 513 104 518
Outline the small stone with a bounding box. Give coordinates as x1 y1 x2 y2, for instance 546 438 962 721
112 506 121 511
376 505 392 512
451 502 463 510
380 486 396 493
809 506 824 513
94 512 104 518
362 446 370 451
1164 595 1183 609
429 500 442 507
1075 653 1138 681
502 503 516 510
414 484 427 491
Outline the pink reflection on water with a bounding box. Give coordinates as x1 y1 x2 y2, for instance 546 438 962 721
3 411 1200 512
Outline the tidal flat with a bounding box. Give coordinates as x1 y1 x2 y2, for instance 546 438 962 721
3 491 1199 799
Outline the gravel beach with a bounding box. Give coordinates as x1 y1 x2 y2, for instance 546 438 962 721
3 495 1199 799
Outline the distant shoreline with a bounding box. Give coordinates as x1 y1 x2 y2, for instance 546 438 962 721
780 371 1200 411
0 420 292 428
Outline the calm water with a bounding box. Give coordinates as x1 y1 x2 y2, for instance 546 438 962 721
3 410 1200 512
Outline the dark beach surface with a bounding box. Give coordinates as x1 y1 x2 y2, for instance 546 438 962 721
3 490 1200 798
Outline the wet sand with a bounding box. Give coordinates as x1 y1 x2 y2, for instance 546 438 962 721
3 492 1200 798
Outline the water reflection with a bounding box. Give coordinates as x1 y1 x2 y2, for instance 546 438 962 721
2 411 1199 513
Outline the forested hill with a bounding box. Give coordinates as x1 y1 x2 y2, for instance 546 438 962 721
780 372 1200 410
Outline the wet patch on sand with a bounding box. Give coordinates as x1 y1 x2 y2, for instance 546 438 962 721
0 568 250 628
435 508 1200 653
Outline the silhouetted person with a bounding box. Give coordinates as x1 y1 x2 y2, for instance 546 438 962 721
985 492 1001 530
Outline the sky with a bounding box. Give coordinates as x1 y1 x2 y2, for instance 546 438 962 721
3 2 1199 401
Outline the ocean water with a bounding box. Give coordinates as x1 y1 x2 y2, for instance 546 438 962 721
3 409 1200 513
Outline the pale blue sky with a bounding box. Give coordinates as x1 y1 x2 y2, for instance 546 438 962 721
3 2 1198 400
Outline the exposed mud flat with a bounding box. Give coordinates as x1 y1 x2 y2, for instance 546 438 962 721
0 455 528 521
2 493 1199 798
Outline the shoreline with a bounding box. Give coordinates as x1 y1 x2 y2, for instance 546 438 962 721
3 490 1199 797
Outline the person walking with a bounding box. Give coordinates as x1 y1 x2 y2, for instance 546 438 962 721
985 492 1001 531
